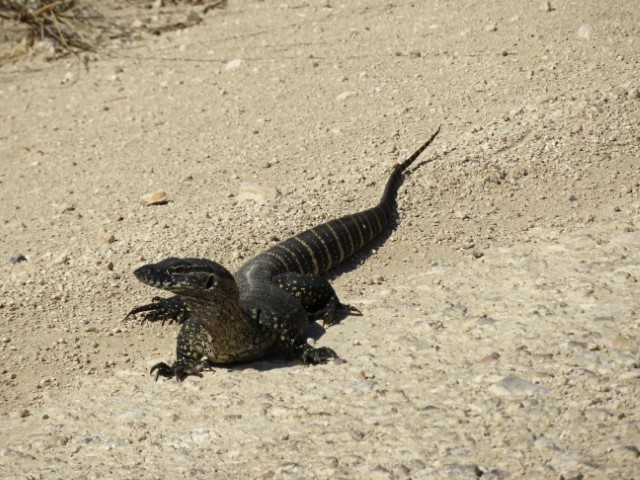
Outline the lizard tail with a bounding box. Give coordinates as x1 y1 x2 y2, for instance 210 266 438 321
379 126 441 209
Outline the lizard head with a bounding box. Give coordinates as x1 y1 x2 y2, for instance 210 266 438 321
133 258 237 298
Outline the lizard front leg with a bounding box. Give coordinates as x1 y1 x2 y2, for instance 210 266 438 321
126 295 190 325
151 316 215 381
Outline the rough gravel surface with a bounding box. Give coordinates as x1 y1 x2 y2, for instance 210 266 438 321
1 1 639 478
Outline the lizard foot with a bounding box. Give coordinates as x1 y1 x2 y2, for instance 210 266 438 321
150 359 213 382
301 346 338 365
319 302 362 327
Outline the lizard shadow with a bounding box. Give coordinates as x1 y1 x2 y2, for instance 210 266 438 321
325 155 437 282
225 352 331 373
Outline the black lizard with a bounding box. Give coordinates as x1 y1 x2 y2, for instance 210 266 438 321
128 127 440 380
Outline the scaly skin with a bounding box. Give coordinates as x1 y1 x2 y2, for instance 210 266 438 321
129 127 441 381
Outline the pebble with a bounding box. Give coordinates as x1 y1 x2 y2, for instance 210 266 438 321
480 352 500 363
577 24 594 40
539 0 552 12
611 232 640 247
336 91 357 102
140 191 169 206
489 375 550 396
98 234 117 245
611 86 628 98
9 254 27 264
611 445 640 460
237 183 280 203
225 59 247 71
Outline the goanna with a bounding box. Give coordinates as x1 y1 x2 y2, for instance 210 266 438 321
128 127 440 381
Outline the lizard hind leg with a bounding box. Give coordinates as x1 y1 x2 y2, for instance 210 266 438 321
151 316 216 381
274 272 361 326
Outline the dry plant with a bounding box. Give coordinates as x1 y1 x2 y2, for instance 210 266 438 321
0 0 130 57
0 0 227 61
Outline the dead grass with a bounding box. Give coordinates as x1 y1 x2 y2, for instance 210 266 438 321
0 0 227 61
0 1 132 58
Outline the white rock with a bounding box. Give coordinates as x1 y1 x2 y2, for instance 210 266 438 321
336 91 357 102
489 375 550 396
140 191 169 206
577 24 594 40
225 59 247 71
237 183 280 203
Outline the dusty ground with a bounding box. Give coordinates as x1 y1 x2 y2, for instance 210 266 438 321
1 0 640 478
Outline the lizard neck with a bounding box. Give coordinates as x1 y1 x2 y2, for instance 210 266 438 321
179 279 274 363
181 286 246 327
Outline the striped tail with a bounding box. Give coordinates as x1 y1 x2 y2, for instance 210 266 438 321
261 127 441 275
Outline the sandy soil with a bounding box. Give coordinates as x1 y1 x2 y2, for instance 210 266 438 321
1 1 639 478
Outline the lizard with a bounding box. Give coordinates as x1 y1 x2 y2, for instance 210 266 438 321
128 127 440 381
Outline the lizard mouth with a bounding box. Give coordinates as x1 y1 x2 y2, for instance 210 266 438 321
133 265 177 290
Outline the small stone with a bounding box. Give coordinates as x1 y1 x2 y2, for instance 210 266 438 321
443 464 483 478
9 254 27 264
54 253 70 265
611 445 640 460
535 94 557 104
476 316 497 326
480 352 500 363
20 409 30 418
539 0 552 12
58 203 76 213
611 86 628 98
131 19 146 29
489 375 550 396
336 91 357 101
99 234 116 245
584 407 611 422
225 59 247 71
140 191 169 206
485 23 498 32
238 183 280 203
534 436 561 451
611 232 640 247
577 24 594 40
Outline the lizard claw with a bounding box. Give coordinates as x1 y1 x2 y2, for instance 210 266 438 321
301 346 338 365
150 360 213 382
150 362 177 381
339 302 362 316
321 302 362 327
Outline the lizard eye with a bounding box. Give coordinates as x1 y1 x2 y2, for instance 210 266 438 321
205 275 216 289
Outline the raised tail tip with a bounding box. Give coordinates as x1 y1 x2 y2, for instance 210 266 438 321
397 125 442 172
427 125 442 144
